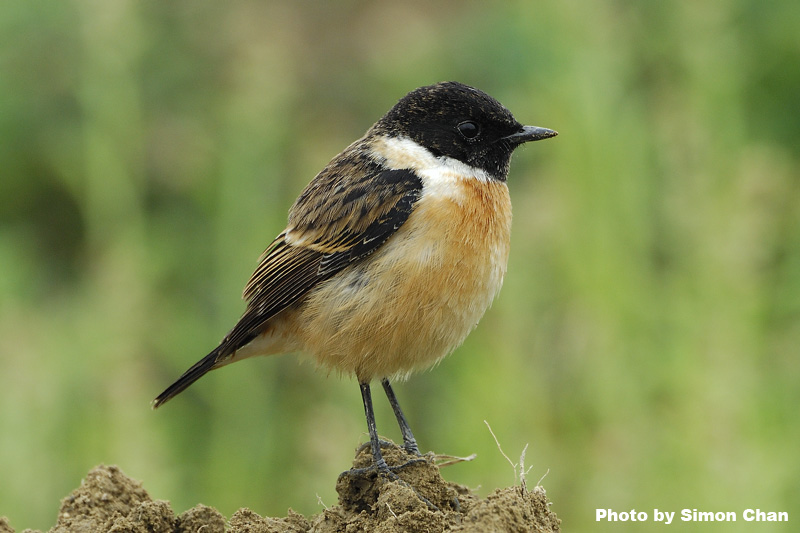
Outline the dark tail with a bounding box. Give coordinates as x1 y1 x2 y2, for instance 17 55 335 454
152 347 221 408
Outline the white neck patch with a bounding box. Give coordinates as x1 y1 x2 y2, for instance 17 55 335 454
370 135 493 184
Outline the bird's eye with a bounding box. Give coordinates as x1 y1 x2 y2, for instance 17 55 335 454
457 121 480 140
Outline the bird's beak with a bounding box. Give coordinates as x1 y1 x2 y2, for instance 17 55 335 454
502 125 558 144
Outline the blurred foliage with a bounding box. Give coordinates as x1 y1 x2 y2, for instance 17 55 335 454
1 1 799 531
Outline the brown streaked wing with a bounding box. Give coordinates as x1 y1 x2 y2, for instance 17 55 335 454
220 168 423 362
153 167 423 407
286 165 424 253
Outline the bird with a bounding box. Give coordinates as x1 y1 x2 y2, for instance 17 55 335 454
153 81 557 474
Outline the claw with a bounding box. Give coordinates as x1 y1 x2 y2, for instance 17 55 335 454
340 459 439 512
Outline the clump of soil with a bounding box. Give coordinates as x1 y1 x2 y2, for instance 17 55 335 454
1 442 560 532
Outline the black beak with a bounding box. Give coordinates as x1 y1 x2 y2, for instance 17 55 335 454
502 125 558 144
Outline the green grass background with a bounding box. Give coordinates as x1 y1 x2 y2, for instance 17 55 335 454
1 1 798 531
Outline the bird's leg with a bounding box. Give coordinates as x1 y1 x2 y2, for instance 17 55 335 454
359 381 390 472
381 378 421 455
348 381 438 511
356 381 426 471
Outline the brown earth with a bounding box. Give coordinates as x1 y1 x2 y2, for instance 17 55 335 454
0 443 560 532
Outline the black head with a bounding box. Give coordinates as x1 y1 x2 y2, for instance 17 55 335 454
374 81 557 180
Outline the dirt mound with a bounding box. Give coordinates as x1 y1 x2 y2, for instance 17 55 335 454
1 443 560 532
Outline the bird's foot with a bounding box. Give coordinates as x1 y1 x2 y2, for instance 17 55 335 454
342 443 438 511
346 456 430 477
356 437 422 457
399 436 421 456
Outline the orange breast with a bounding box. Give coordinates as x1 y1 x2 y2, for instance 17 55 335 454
296 174 512 381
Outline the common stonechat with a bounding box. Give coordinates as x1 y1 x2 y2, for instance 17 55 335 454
154 81 557 473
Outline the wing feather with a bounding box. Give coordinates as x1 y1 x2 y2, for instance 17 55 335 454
153 165 423 407
232 167 422 356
